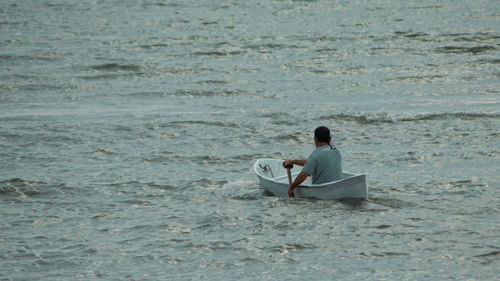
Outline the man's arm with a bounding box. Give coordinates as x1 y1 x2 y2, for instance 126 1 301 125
288 171 309 198
282 159 306 168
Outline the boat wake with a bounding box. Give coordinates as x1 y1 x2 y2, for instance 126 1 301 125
219 180 264 200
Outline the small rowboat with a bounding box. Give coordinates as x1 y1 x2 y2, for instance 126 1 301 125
254 158 368 200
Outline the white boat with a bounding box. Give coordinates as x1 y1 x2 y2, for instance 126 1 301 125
254 158 368 200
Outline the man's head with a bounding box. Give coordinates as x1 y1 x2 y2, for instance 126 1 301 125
314 126 331 145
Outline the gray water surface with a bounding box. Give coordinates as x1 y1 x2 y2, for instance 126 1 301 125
1 0 499 280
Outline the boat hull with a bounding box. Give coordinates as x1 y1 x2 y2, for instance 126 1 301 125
254 158 368 200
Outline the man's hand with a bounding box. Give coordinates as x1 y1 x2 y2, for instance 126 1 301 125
287 171 310 198
282 160 293 169
282 159 307 168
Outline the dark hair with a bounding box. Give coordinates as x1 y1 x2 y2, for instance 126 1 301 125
314 126 331 143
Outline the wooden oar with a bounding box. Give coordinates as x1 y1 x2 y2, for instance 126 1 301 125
285 164 293 198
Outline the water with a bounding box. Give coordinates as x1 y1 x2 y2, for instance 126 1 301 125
1 0 499 280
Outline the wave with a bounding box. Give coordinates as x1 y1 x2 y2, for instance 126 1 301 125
78 73 146 80
0 178 41 197
219 180 263 200
166 120 240 128
0 178 72 200
90 63 144 72
192 50 244 57
1 83 77 93
106 180 173 188
196 80 229 85
391 31 500 42
0 54 60 62
435 45 497 55
475 251 500 258
399 112 500 121
172 89 245 97
476 58 500 65
319 112 500 124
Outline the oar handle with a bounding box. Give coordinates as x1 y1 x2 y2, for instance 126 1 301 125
286 166 293 185
286 166 294 198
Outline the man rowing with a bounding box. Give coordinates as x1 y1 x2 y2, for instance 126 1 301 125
282 126 342 198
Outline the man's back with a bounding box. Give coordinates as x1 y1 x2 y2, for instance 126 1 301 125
302 144 342 184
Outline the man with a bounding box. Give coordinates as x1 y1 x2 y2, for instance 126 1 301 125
282 126 342 198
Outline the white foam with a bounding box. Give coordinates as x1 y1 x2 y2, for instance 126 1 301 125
219 180 264 200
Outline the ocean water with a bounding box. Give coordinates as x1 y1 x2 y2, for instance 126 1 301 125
1 0 499 280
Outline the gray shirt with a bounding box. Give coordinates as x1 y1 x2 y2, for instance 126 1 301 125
302 144 342 184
